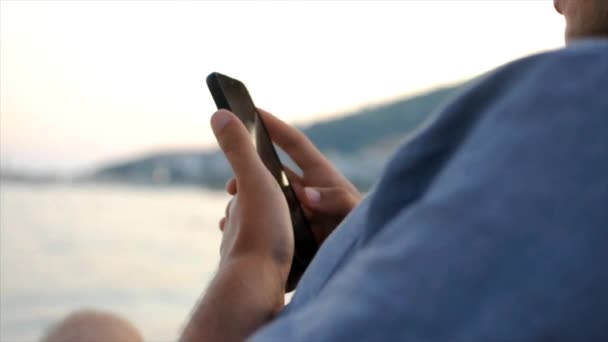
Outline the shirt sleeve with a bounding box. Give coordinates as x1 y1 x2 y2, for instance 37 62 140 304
250 41 608 341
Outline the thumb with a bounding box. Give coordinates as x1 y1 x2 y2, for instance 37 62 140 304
211 110 266 184
303 186 358 216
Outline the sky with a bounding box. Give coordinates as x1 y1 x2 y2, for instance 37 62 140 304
0 1 565 174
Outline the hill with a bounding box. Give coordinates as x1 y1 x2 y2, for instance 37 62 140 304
90 83 464 190
303 85 460 155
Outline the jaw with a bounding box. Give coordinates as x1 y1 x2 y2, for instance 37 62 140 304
559 0 608 43
554 0 563 14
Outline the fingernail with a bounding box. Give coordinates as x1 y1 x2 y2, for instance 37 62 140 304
305 187 321 205
211 110 231 132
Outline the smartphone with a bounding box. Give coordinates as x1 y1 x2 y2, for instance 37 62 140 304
206 72 318 292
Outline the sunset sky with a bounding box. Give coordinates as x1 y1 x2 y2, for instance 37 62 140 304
1 1 565 173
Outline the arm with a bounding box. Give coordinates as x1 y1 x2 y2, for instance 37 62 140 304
181 107 363 341
179 257 284 342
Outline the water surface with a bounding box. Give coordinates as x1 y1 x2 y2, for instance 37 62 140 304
0 182 229 341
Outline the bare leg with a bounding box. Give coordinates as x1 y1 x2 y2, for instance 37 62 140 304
41 309 143 342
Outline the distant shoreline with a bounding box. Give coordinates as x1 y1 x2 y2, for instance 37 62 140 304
0 178 224 193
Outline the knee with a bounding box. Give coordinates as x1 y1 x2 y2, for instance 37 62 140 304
41 309 144 342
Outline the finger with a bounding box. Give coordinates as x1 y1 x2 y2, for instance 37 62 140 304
257 108 330 171
211 110 267 186
225 178 237 195
290 180 306 203
224 199 233 219
219 217 226 231
303 186 358 216
290 181 313 217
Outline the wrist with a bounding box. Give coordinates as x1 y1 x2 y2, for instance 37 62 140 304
221 237 292 288
220 254 287 312
180 256 286 342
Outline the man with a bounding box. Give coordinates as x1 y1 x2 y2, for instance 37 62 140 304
180 1 608 341
44 1 607 341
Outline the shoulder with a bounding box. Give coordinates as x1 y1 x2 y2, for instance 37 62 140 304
468 38 608 100
367 39 608 233
421 38 608 137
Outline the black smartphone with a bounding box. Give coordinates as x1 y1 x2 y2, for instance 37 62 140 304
206 72 318 292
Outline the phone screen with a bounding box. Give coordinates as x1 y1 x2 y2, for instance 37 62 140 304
206 72 318 291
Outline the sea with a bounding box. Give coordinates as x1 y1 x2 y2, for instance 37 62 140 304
0 182 233 341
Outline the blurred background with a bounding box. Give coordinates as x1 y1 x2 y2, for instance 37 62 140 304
1 1 564 341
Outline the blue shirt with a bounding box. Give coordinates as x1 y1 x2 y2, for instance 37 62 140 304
251 39 608 341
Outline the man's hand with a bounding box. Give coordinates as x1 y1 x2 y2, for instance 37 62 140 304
213 109 294 271
180 109 294 342
223 108 362 245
